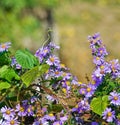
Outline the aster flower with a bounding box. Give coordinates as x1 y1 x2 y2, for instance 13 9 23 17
16 104 27 117
102 108 115 122
62 72 72 81
79 88 86 95
48 42 60 50
109 91 120 106
11 57 21 69
72 98 90 113
78 98 90 113
44 113 56 121
53 121 62 125
115 119 120 125
93 56 104 66
0 119 5 125
0 42 11 52
109 59 120 78
26 105 34 116
85 83 96 98
59 115 68 124
88 33 102 47
46 55 60 66
96 46 108 57
5 117 20 125
1 106 15 120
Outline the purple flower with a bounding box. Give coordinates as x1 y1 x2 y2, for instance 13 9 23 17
109 59 120 78
102 108 115 122
1 106 15 120
0 42 11 52
0 119 5 125
109 91 120 106
5 117 19 125
16 104 27 116
44 113 56 121
88 33 102 47
115 119 120 125
59 115 68 123
48 42 60 50
72 98 90 113
93 56 104 66
11 57 21 69
46 55 60 66
53 121 61 125
91 122 99 125
79 88 86 95
97 46 108 57
26 105 34 116
85 84 96 98
35 46 50 63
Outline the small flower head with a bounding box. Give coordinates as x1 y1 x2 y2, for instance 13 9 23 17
5 117 19 125
109 91 120 106
46 55 60 66
44 113 55 121
102 108 115 122
0 42 11 52
1 106 15 120
16 104 27 117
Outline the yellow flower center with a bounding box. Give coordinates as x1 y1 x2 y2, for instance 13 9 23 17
100 50 103 54
62 88 67 93
96 57 100 60
44 49 48 53
49 113 53 117
78 82 82 85
20 107 24 112
55 71 59 75
50 57 55 62
87 87 91 92
107 112 112 117
10 120 15 125
100 65 104 69
60 64 65 68
6 110 11 115
27 108 31 112
1 44 6 49
62 72 66 77
114 96 118 100
56 123 60 125
66 81 70 85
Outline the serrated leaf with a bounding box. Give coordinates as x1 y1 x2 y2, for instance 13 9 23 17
90 96 108 116
0 65 20 82
0 82 11 90
15 49 38 69
21 64 49 87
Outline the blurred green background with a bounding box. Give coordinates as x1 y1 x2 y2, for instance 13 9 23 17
0 0 120 82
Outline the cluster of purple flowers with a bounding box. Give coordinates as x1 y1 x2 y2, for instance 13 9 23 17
35 42 80 96
1 33 120 125
0 97 68 125
88 33 120 124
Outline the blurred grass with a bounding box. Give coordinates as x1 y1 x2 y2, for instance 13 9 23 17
55 0 120 82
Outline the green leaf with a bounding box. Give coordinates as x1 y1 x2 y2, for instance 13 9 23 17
0 65 20 82
21 64 49 87
15 49 38 69
90 95 108 116
0 82 11 90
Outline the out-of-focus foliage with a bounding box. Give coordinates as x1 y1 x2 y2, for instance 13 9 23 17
0 0 60 52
